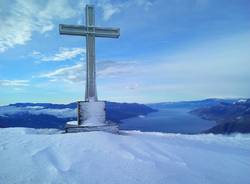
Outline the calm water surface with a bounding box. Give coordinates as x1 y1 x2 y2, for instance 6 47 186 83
120 108 216 134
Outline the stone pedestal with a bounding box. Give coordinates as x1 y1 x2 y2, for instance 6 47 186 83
78 101 106 126
65 121 119 133
65 101 119 133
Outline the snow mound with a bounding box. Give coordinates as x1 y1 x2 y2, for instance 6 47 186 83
0 128 250 184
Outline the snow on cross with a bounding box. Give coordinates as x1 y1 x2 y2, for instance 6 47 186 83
59 5 120 133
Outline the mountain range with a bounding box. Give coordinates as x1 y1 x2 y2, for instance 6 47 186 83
1 98 249 134
0 101 156 129
191 99 250 133
148 98 243 109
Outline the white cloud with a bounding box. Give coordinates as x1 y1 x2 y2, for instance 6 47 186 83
39 60 136 83
39 63 84 83
134 0 153 10
0 0 76 52
0 106 75 118
97 0 154 21
0 0 154 52
125 83 139 90
99 2 121 21
32 48 85 62
29 108 76 118
0 80 29 87
97 61 135 77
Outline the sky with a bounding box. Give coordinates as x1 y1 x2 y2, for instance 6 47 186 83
0 0 250 105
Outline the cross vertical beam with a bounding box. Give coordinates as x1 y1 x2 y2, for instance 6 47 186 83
85 5 97 101
59 4 120 103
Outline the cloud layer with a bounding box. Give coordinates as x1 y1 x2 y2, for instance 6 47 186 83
97 0 154 20
0 80 29 87
40 63 84 83
0 0 155 52
0 0 76 52
31 48 85 62
39 60 135 83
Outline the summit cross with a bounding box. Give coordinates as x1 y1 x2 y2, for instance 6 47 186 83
59 5 120 102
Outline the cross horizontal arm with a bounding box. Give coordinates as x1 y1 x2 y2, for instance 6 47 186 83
59 24 120 38
59 24 86 36
94 27 120 38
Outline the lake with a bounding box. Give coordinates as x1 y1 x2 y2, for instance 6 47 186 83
119 108 216 134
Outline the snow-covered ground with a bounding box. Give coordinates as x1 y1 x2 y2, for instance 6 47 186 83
0 128 250 184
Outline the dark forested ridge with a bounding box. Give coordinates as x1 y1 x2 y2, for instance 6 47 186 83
191 99 250 133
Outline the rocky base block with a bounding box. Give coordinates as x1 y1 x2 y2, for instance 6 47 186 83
78 101 106 126
65 121 119 134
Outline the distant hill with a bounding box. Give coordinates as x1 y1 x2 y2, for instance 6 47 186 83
148 98 244 109
0 101 156 129
191 99 250 133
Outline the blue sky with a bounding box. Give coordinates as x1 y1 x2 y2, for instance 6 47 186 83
0 0 250 105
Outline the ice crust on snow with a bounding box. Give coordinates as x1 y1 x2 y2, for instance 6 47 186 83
0 128 250 184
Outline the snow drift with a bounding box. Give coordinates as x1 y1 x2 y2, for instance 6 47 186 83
0 128 250 184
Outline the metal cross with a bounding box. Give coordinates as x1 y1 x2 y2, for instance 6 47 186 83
59 5 120 102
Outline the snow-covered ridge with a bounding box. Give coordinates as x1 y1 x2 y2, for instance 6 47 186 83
0 128 249 184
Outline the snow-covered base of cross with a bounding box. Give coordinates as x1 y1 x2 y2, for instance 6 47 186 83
78 101 106 126
65 101 119 133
